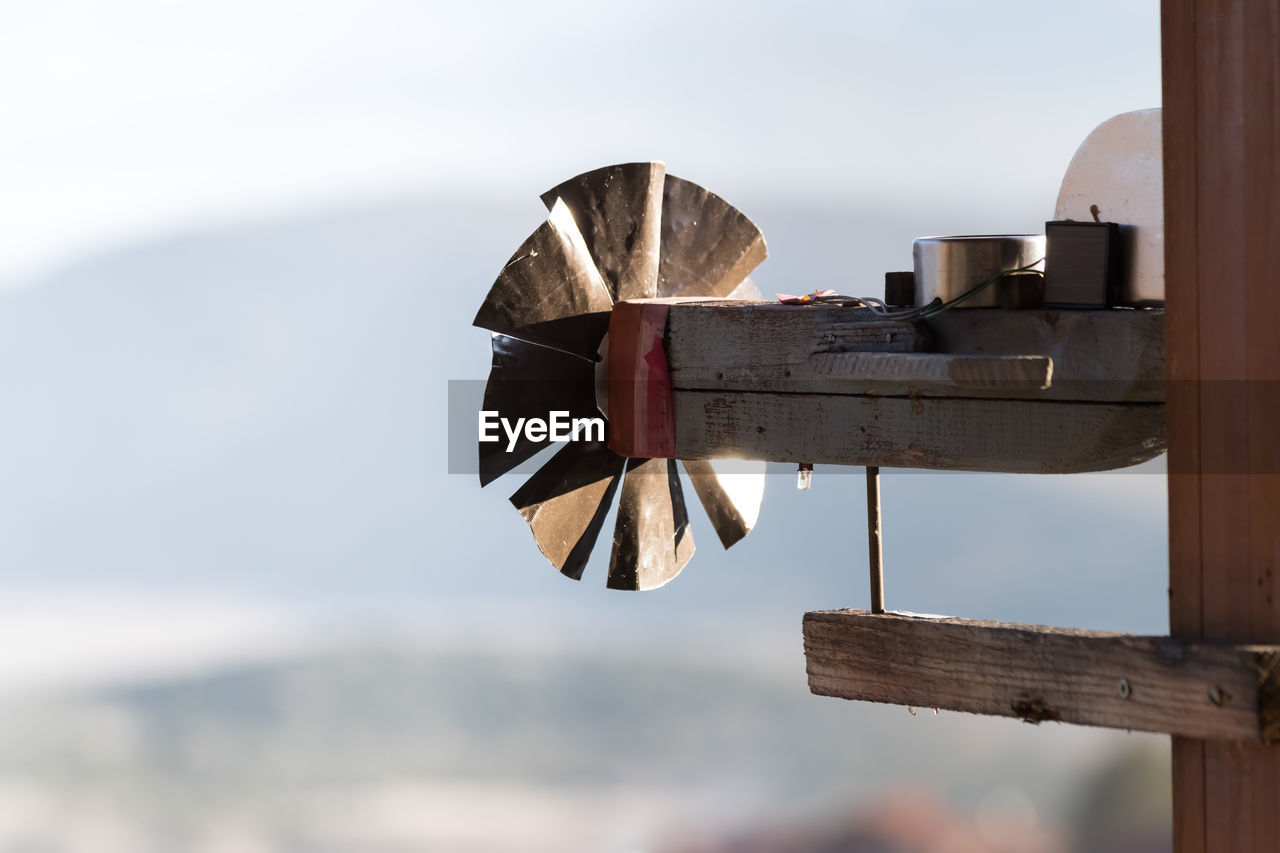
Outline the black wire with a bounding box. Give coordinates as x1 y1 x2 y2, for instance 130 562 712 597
784 257 1045 322
919 258 1045 319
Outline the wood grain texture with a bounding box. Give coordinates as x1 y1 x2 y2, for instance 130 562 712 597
664 302 1163 402
806 352 1052 397
1162 0 1203 642
1163 1 1280 850
804 611 1280 743
664 300 929 389
655 299 1165 472
924 307 1165 402
672 389 1165 474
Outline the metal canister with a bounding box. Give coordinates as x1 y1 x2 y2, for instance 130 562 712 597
913 235 1046 309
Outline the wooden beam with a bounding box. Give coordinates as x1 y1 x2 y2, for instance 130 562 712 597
924 307 1164 403
665 301 1164 402
672 390 1165 474
804 611 1280 744
806 352 1053 397
649 300 1168 473
1163 0 1280 850
1162 3 1208 847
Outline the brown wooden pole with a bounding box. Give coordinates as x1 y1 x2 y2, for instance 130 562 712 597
1163 1 1280 850
865 467 884 613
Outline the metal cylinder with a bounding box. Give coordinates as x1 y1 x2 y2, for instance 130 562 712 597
913 235 1046 309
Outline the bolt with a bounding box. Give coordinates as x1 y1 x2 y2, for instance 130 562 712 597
1118 678 1131 700
1209 686 1225 706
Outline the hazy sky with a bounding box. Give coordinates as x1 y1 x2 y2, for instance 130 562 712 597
0 0 1161 286
0 1 1171 692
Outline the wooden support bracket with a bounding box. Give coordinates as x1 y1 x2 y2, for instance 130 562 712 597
803 610 1280 744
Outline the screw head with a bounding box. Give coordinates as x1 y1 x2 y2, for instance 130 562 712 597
1209 686 1225 706
1118 678 1131 700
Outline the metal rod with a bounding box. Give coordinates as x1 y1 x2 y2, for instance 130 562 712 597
866 466 884 613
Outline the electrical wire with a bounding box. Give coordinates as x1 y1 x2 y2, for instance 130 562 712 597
805 257 1046 321
917 257 1045 319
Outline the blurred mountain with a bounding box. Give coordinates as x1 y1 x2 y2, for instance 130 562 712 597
659 790 1069 853
0 193 1167 632
0 649 1167 853
0 195 1173 851
1068 744 1172 853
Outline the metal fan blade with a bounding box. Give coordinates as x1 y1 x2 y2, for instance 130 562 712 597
727 276 762 300
681 459 765 549
509 440 626 581
657 175 768 298
479 335 599 487
473 199 613 359
608 458 695 591
541 162 665 302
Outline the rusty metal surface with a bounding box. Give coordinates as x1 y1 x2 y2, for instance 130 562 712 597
657 175 767 298
508 440 626 581
540 162 665 302
681 459 763 549
866 466 884 613
608 458 694 590
472 199 613 359
478 334 599 487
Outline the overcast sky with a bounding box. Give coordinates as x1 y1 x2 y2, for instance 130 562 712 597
0 0 1161 287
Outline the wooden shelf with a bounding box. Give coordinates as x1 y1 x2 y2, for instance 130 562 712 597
803 610 1280 744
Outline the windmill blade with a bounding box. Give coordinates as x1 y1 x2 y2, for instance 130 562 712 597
728 276 762 300
541 162 666 302
479 335 599 487
657 175 768 298
681 459 765 549
473 199 613 359
608 458 695 591
509 440 626 581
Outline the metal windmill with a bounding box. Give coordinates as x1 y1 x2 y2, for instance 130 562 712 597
473 163 768 590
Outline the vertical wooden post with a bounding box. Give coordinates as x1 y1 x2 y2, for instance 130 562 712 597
1163 1 1280 850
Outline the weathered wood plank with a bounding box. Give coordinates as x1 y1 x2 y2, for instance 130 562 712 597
664 301 1163 402
631 299 1165 472
925 307 1164 402
672 389 1165 474
1163 0 1280 849
1162 1 1207 846
662 300 929 388
597 299 1163 473
807 352 1052 397
803 610 1280 743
